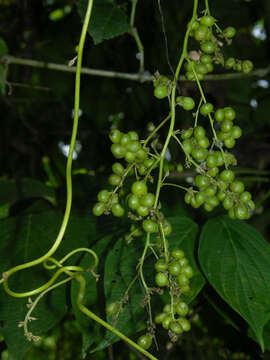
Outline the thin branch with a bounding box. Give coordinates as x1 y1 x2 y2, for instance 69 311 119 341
1 55 270 83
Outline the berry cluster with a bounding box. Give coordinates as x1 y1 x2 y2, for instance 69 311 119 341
154 249 193 341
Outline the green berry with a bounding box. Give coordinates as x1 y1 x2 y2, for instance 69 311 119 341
193 126 206 139
178 273 189 286
197 137 210 148
230 181 245 193
235 204 249 220
154 85 168 99
224 107 236 121
225 57 236 69
136 149 148 162
143 219 158 233
97 189 110 203
231 126 242 139
108 174 121 186
223 26 236 38
170 321 183 335
205 185 217 197
182 139 193 154
120 134 131 146
200 15 215 27
224 138 236 149
128 194 140 210
201 41 216 54
240 191 252 202
111 144 126 159
182 97 195 110
194 25 209 41
112 203 124 217
131 181 147 196
181 128 193 139
178 318 191 332
200 54 212 64
191 147 208 162
195 174 210 188
223 197 234 210
242 60 253 74
93 202 105 216
109 129 122 143
220 169 235 182
154 312 167 324
171 249 185 259
182 265 194 279
137 205 149 217
200 102 214 116
137 334 152 350
195 63 208 75
155 272 169 287
155 259 168 272
126 140 141 153
221 120 233 133
112 162 125 176
214 108 225 122
168 261 182 276
175 302 189 316
128 131 139 141
206 153 218 168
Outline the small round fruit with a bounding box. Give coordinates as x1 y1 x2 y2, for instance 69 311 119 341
191 147 207 162
214 108 225 122
120 134 131 146
111 144 126 159
197 137 210 148
193 126 206 139
206 153 218 168
200 15 215 27
240 191 252 202
154 312 166 324
181 265 194 279
137 334 152 350
128 194 140 210
206 196 219 207
195 63 208 75
155 272 169 287
231 126 242 139
178 273 189 286
136 149 148 162
195 174 210 188
223 26 236 38
109 174 121 186
194 25 209 41
181 284 191 293
128 131 139 141
140 193 155 208
125 151 136 163
154 85 168 99
179 257 188 267
93 202 105 216
200 54 212 64
144 158 155 169
200 41 215 54
223 197 234 210
137 205 149 217
205 185 217 197
220 169 235 182
112 162 125 176
230 181 245 193
109 129 122 143
178 318 191 332
221 119 233 133
196 191 206 205
170 321 183 335
242 60 253 74
171 249 185 259
200 103 214 116
162 315 172 329
224 138 236 149
163 304 171 313
143 219 158 233
182 139 193 154
112 203 124 217
106 302 119 316
176 302 189 316
215 151 224 166
182 97 195 110
235 204 249 220
126 140 141 153
155 259 168 272
224 107 236 121
97 189 110 203
225 57 236 69
168 261 182 276
131 181 148 196
181 128 193 139
163 222 172 236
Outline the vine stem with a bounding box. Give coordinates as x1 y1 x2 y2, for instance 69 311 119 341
76 275 158 360
130 0 144 73
153 0 199 210
1 0 94 296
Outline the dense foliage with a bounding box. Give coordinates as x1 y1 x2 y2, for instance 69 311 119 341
0 0 270 359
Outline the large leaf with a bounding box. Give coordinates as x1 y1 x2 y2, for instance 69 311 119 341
92 237 145 352
166 216 205 303
198 216 270 350
0 210 97 359
0 211 64 360
77 0 130 45
0 178 56 218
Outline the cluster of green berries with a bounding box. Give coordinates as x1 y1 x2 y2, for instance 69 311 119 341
225 58 253 74
154 249 193 340
183 14 253 81
215 106 242 149
185 170 254 219
153 73 171 99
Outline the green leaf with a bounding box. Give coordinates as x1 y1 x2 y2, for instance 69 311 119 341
167 216 205 303
77 0 130 45
92 237 145 352
198 216 270 350
0 37 8 54
0 178 56 207
0 211 65 360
